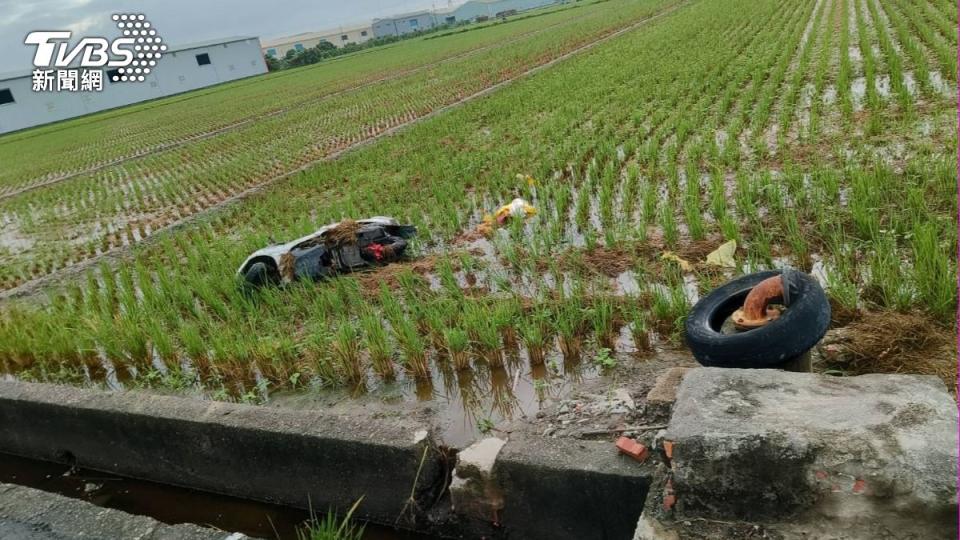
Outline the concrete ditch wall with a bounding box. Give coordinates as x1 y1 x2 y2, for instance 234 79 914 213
493 434 651 539
0 381 655 539
0 381 444 528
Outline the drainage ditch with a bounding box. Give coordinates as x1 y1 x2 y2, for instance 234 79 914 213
0 453 432 539
0 380 654 539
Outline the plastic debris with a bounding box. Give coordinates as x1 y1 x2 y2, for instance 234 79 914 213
660 251 692 272
706 239 737 268
495 197 537 224
477 198 537 236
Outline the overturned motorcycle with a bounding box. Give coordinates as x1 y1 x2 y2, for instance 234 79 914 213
237 217 416 289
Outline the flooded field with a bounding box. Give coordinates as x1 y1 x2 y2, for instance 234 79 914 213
0 0 955 425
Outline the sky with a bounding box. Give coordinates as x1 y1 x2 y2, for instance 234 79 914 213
0 0 453 73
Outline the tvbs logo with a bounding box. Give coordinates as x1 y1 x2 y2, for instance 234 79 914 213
25 14 165 91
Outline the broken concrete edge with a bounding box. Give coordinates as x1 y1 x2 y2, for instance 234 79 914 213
0 380 445 531
647 368 958 539
0 482 253 540
449 437 507 522
643 367 691 422
0 381 658 540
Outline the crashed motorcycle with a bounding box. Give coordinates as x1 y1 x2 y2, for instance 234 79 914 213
237 217 416 289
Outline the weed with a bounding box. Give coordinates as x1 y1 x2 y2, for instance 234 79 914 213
297 498 365 540
593 348 616 369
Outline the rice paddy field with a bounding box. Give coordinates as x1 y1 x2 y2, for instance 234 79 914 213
0 0 956 422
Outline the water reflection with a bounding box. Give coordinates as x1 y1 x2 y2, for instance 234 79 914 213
489 366 520 420
414 378 434 401
16 340 607 448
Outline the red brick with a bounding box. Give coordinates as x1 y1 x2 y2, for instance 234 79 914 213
615 437 649 463
852 479 867 494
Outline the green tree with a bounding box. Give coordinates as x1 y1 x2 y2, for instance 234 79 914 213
264 55 284 71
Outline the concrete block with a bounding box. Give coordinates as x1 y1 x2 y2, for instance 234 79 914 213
664 368 957 527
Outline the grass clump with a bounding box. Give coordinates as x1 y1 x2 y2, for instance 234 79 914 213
298 498 365 540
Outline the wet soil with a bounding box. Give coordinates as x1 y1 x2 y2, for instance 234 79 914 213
269 345 697 449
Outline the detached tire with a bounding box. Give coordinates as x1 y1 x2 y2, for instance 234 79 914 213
685 270 830 368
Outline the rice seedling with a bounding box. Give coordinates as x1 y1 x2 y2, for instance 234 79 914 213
554 294 587 360
0 0 954 395
390 315 430 380
783 213 810 271
518 304 551 366
443 327 471 371
659 202 678 247
588 295 617 349
492 299 520 351
332 318 364 385
472 304 506 367
910 222 955 319
650 270 689 340
436 258 463 300
862 233 912 312
624 299 652 353
359 311 395 380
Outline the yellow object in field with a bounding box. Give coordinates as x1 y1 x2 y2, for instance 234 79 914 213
494 198 537 224
706 239 737 268
475 198 537 237
660 251 692 272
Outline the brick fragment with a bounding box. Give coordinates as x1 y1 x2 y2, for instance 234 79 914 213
615 436 649 463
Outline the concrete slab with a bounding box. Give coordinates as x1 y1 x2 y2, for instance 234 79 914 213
661 368 957 535
0 381 444 528
0 482 252 539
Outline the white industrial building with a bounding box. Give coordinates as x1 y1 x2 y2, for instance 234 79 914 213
0 36 267 135
260 0 562 56
371 10 440 38
436 0 561 24
261 26 374 58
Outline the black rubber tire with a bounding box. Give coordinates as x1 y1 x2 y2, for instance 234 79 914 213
684 269 831 368
243 261 278 289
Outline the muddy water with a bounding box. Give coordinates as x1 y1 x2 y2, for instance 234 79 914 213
0 453 431 539
272 347 601 448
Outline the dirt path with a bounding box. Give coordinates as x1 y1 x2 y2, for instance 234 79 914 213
0 1 689 303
